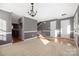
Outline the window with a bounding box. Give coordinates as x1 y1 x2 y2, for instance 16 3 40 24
0 19 6 41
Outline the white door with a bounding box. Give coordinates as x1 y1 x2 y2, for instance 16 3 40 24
50 21 56 37
61 20 70 38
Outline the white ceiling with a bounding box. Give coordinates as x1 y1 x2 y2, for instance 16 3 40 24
0 3 78 21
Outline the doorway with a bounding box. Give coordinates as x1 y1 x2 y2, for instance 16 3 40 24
12 18 23 43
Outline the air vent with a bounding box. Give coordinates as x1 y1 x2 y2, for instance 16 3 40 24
61 13 67 16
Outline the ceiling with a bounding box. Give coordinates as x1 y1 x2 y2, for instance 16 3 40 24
0 3 78 21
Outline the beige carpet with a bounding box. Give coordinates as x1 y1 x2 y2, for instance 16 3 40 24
0 37 77 56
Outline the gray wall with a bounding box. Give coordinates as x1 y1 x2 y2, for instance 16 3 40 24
0 10 12 32
74 5 79 47
56 20 61 37
76 5 79 24
23 17 37 39
11 13 21 24
70 17 74 38
39 17 74 38
0 10 12 45
23 17 37 31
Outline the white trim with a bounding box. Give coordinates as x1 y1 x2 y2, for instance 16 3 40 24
6 32 12 34
0 43 12 47
42 30 50 32
74 32 79 35
0 32 11 35
24 31 37 33
24 37 36 41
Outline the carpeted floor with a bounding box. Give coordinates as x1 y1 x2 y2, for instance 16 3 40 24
0 37 77 56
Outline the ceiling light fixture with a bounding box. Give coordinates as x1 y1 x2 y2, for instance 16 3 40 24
28 3 37 17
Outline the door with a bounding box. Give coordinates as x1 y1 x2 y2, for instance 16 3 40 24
50 21 56 37
61 20 70 38
12 18 23 43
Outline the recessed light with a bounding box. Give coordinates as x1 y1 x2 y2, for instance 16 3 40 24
61 13 67 16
